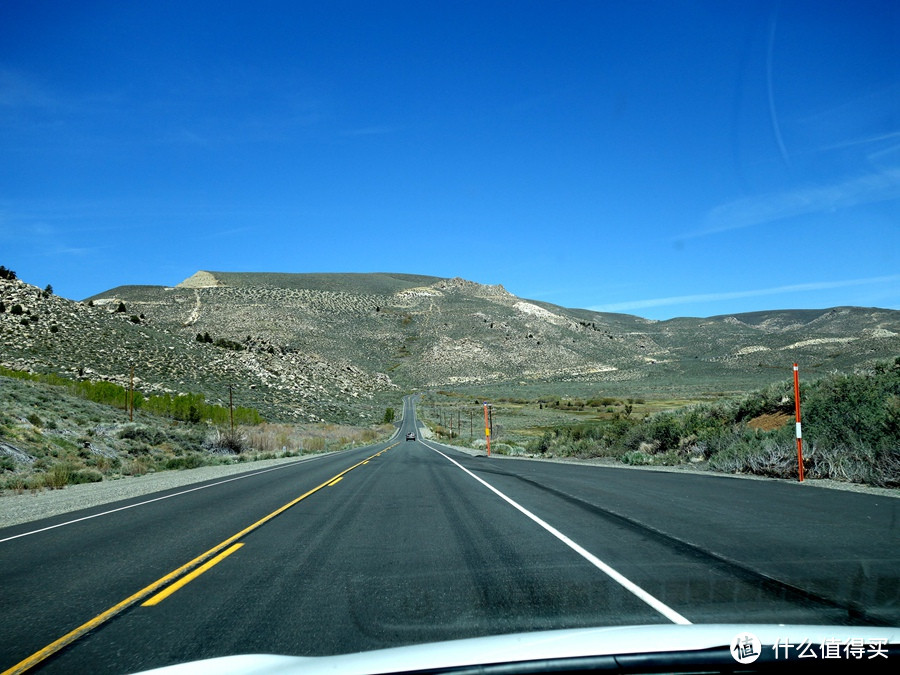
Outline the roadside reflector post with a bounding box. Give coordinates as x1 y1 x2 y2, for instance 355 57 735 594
483 402 491 457
793 363 804 482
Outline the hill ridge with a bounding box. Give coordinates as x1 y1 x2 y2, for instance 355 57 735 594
5 271 900 423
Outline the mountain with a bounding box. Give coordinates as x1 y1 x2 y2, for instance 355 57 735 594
2 271 899 423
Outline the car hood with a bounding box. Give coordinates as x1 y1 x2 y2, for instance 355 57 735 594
133 624 900 674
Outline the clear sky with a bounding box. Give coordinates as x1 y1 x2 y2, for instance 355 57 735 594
1 1 897 319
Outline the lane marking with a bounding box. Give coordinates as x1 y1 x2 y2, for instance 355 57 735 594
328 477 343 486
0 454 336 544
2 443 398 675
423 442 692 626
142 543 244 606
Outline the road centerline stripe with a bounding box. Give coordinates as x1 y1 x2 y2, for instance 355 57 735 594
423 441 692 626
142 543 244 606
2 443 397 675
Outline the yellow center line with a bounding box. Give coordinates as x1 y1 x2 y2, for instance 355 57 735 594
327 476 343 486
142 543 244 606
3 443 398 675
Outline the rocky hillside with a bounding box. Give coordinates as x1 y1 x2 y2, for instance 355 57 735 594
3 269 899 422
0 275 395 422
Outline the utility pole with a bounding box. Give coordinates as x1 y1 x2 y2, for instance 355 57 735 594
129 365 134 422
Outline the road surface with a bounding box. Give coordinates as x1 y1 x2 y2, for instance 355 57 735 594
1 396 897 673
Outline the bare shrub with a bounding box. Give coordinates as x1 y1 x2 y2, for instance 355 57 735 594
204 427 248 455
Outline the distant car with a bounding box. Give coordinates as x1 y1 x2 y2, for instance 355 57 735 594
406 432 416 441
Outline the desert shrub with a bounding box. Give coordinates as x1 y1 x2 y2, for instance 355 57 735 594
621 450 653 465
44 462 75 489
213 337 245 351
118 424 166 445
26 413 43 427
127 441 152 456
70 468 103 484
165 454 208 470
86 454 121 472
3 474 27 491
727 384 786 424
122 459 149 476
707 428 797 478
527 419 634 457
623 412 683 453
803 364 900 453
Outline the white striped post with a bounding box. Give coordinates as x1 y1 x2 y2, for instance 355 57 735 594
793 363 805 482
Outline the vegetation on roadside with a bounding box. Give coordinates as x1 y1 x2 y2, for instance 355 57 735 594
0 372 392 494
0 366 263 425
420 358 900 487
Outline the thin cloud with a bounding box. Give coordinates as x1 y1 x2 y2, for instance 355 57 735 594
339 125 399 137
685 169 900 239
819 130 900 153
49 245 104 256
589 275 900 313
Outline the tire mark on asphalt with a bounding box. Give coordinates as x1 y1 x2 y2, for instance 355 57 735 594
467 462 889 626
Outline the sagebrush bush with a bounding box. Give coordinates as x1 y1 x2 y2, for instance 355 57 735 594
118 424 167 445
164 454 207 470
70 468 103 484
520 357 899 486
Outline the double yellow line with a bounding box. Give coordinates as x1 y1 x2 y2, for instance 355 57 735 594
3 443 397 675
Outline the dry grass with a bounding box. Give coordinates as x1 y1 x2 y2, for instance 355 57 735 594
242 422 390 455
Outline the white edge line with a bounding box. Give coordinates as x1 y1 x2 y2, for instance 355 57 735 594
0 453 333 544
422 440 692 626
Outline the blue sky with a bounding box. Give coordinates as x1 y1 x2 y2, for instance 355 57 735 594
1 0 897 319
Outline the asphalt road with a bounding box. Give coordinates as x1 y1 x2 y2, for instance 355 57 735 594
1 396 897 674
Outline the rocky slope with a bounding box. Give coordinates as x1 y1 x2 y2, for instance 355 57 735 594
0 276 395 422
3 270 899 422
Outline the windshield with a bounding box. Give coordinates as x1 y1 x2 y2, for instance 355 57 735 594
0 1 898 674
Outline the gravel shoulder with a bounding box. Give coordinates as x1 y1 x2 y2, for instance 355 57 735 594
0 453 337 529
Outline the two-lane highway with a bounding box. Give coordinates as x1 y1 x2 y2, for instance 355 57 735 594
1 396 897 673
